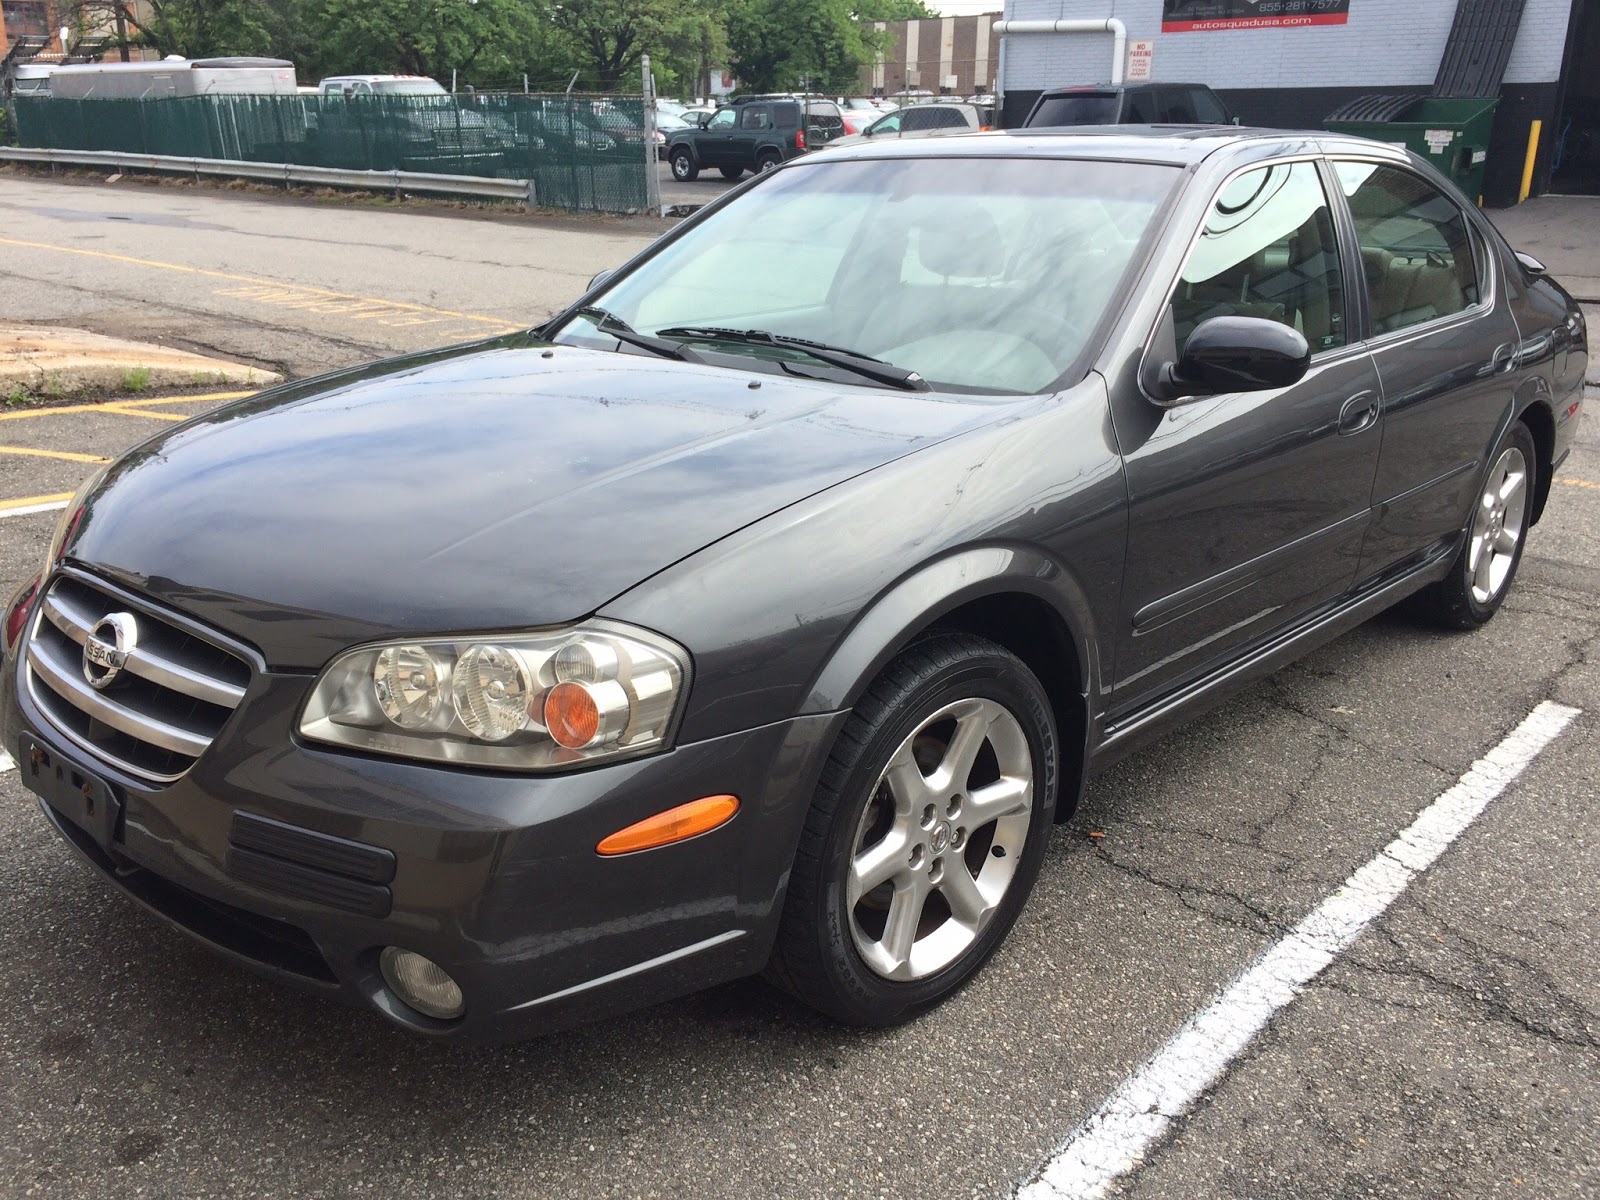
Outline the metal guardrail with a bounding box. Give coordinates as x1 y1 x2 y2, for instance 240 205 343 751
0 146 537 206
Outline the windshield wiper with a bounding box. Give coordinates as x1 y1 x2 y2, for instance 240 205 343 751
571 306 706 364
655 326 929 392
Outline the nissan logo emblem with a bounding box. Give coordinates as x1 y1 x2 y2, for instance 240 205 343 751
82 612 139 690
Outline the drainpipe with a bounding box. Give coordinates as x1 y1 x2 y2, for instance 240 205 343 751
990 17 1129 87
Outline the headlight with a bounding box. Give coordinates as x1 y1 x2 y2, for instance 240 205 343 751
298 621 690 770
43 464 108 578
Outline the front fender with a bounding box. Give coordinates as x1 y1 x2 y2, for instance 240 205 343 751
802 543 1099 714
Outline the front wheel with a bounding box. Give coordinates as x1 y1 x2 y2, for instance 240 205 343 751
766 633 1057 1026
1416 421 1537 628
670 149 698 182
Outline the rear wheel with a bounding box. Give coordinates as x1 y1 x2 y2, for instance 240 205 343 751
756 151 782 174
766 633 1057 1026
670 149 698 182
719 166 744 180
1416 421 1536 628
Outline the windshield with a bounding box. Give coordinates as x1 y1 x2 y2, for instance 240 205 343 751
554 156 1176 395
372 80 448 95
1029 94 1120 126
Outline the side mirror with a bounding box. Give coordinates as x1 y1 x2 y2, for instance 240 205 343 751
1514 250 1547 276
587 268 614 291
696 113 711 127
1152 316 1311 403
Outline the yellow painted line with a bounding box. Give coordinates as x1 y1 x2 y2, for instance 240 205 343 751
0 446 110 463
0 492 74 511
100 404 187 422
1558 477 1600 491
0 235 525 330
0 390 252 422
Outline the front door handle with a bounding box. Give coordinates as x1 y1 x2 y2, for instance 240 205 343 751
1337 391 1380 436
1491 342 1518 374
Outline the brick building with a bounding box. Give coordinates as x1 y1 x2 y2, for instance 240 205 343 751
862 13 1004 97
1 0 61 58
993 0 1598 205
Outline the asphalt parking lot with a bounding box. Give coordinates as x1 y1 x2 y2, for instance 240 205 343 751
1 176 1598 1198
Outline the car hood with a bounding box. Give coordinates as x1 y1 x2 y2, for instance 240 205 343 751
65 335 1007 669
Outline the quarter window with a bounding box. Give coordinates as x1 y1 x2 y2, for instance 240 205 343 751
1172 161 1347 355
739 107 771 130
1334 162 1482 334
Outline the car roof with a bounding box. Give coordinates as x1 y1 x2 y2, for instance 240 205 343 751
1039 82 1215 94
808 126 1410 168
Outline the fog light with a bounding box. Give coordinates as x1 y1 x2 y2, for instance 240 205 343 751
379 947 466 1020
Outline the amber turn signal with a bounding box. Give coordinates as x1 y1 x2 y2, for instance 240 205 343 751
597 795 740 856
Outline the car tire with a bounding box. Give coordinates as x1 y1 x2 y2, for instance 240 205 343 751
766 632 1058 1026
756 151 781 174
670 149 698 182
1415 420 1538 629
719 166 744 180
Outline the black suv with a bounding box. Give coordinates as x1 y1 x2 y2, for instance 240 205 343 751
1024 82 1234 127
667 96 845 181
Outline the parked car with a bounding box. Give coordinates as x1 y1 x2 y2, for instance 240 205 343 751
824 100 992 150
1024 82 1235 127
3 129 1584 1042
667 95 845 180
655 111 691 158
312 75 500 167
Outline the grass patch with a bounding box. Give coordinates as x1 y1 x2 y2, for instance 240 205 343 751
119 366 152 393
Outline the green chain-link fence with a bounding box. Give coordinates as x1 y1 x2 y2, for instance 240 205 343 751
12 93 652 214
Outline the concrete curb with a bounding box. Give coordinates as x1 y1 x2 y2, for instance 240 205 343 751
1 325 281 398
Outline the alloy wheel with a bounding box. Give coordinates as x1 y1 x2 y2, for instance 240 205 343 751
847 697 1033 982
1467 445 1528 605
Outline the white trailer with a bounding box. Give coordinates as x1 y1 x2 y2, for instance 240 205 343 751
46 57 297 99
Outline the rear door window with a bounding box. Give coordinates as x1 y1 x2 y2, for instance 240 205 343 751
1190 89 1231 124
740 106 772 130
1160 87 1199 123
901 106 967 132
1333 162 1482 335
1125 91 1159 123
1028 93 1120 126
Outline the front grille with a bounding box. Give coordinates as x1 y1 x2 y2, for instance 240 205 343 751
24 574 252 783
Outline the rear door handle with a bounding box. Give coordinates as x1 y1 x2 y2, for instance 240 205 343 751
1491 342 1518 373
1337 391 1380 436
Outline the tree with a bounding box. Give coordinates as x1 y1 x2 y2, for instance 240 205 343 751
298 0 544 84
62 0 277 59
728 0 872 93
851 0 935 20
545 0 702 92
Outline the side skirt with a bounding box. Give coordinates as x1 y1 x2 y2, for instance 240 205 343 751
1087 541 1458 771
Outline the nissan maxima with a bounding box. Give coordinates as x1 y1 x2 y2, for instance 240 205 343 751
2 129 1586 1040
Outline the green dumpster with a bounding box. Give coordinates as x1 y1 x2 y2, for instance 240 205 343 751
1326 95 1500 205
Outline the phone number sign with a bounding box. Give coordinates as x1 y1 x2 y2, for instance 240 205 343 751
1162 0 1350 32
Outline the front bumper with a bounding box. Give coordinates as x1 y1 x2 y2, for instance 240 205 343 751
3 625 845 1042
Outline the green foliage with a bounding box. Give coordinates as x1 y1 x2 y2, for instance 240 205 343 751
851 0 935 20
299 0 544 82
60 0 903 97
64 0 277 59
728 0 873 93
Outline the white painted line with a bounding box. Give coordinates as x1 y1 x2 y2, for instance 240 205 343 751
0 750 12 774
0 500 69 520
1020 700 1582 1200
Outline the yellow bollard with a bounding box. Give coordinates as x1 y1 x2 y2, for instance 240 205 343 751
1519 119 1543 204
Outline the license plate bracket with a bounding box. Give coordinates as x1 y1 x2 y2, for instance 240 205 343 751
16 735 123 852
